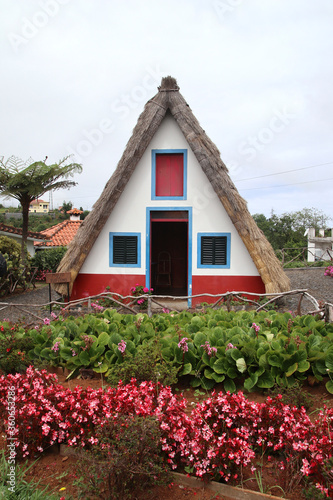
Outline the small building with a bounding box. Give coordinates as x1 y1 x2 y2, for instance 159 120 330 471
55 76 290 305
0 223 48 256
29 199 50 214
34 209 83 250
306 228 333 262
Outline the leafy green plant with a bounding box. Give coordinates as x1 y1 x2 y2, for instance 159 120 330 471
0 450 61 499
302 477 330 500
107 340 179 387
0 325 34 374
75 414 171 499
268 380 313 410
325 367 333 394
23 307 333 394
0 236 32 296
32 247 67 278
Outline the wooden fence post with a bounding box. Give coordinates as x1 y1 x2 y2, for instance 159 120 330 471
324 304 333 323
147 296 152 318
45 272 71 314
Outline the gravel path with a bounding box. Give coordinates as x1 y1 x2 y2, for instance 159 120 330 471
286 268 333 303
0 268 332 324
0 286 61 325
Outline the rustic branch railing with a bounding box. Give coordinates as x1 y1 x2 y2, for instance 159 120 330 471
278 247 332 267
0 289 332 323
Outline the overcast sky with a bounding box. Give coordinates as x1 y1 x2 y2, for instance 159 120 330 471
1 0 332 224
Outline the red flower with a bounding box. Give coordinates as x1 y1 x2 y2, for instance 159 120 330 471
6 348 11 352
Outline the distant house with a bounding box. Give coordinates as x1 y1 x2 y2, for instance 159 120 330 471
0 223 48 256
34 208 83 250
29 199 50 214
55 76 290 305
306 228 333 262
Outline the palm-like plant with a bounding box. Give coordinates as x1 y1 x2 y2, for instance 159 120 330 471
0 155 82 262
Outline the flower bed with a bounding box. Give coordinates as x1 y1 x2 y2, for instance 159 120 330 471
5 307 332 395
0 367 332 498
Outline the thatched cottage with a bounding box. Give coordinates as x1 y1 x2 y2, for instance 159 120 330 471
55 76 290 306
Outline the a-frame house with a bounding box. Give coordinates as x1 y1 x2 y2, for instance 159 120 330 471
55 76 290 305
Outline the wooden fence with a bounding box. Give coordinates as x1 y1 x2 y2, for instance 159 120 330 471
0 288 332 324
278 247 333 267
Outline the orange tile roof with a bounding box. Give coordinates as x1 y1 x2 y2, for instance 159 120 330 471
67 208 83 215
30 199 49 205
34 220 82 247
0 223 48 240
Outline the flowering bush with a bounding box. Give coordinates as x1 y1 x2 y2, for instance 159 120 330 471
91 302 104 313
0 367 187 459
324 265 333 277
0 324 33 374
130 283 153 309
0 367 332 496
34 269 52 282
4 307 333 392
107 341 179 387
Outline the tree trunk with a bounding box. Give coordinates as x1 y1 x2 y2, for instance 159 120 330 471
21 198 30 264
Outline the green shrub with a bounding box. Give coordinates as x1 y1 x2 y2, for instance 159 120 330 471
107 341 179 387
75 414 171 499
0 236 32 296
0 235 23 267
0 324 34 374
32 247 67 278
267 380 313 410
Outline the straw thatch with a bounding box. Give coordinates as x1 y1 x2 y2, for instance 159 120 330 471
55 76 290 295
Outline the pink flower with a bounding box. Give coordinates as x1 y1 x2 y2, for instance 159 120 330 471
42 423 50 436
226 343 236 351
118 340 127 354
143 287 149 293
178 337 189 353
201 341 217 357
43 318 51 325
51 342 60 352
91 302 104 312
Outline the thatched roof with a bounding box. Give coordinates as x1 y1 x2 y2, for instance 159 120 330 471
55 76 290 295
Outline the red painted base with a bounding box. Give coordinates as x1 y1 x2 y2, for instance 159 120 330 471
191 275 265 306
71 273 265 306
70 274 145 301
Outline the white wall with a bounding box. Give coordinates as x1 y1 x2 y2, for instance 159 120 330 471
80 114 259 277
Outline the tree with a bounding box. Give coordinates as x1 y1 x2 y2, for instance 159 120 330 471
0 156 82 262
253 208 332 252
61 200 73 216
253 212 303 251
285 207 332 233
